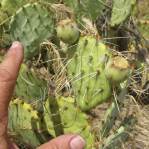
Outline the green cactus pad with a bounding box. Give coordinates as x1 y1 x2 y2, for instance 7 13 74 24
8 99 51 148
67 36 112 111
9 3 55 60
63 0 106 21
110 0 136 27
44 96 95 149
15 64 48 104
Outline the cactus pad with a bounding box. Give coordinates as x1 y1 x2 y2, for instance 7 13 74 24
44 96 95 149
9 3 55 60
8 99 51 148
15 64 48 104
9 97 95 148
67 36 112 111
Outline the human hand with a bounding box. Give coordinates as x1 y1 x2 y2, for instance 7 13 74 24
0 42 86 149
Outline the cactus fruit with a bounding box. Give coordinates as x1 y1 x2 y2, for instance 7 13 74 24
67 36 112 111
15 64 48 104
44 96 95 149
9 3 55 60
56 19 80 45
105 56 130 83
8 99 51 148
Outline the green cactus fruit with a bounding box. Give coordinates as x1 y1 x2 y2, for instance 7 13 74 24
15 64 48 104
44 96 95 149
8 99 51 148
9 3 55 60
67 36 112 111
56 19 80 45
105 56 130 83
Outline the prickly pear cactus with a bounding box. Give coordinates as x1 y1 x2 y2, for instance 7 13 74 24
8 99 51 148
15 64 48 104
9 3 55 60
44 96 95 149
67 36 112 111
8 97 95 148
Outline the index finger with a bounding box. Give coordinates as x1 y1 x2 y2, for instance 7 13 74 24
0 41 24 117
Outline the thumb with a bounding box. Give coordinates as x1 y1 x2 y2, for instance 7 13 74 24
37 135 86 149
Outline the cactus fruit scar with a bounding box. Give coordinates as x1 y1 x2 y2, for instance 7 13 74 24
56 19 80 45
66 36 112 111
105 56 130 83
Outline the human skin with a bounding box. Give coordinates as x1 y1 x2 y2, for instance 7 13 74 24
0 42 85 149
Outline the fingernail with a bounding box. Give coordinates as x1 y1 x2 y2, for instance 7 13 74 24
11 41 21 49
70 136 86 149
